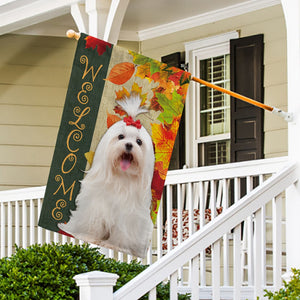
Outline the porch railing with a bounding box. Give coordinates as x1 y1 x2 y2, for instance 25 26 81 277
0 156 293 299
113 160 297 299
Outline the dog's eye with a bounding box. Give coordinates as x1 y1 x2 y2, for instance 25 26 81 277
136 138 142 146
118 134 125 140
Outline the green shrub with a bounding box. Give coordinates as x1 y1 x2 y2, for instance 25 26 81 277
0 243 190 300
264 268 300 299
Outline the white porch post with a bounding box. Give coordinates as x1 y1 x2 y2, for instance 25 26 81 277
74 271 119 300
77 0 129 44
281 0 300 271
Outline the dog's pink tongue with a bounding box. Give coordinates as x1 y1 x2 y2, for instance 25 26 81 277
120 159 131 171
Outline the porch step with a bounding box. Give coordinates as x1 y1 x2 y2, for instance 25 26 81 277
177 286 255 300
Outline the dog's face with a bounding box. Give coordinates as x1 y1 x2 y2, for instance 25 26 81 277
101 120 154 177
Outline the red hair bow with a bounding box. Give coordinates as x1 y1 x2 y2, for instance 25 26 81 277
123 116 142 129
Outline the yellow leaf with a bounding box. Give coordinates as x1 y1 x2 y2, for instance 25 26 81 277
85 151 95 165
151 119 179 169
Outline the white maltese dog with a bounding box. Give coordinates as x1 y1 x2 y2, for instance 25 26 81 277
59 95 155 258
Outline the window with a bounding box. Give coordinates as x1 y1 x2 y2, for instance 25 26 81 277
198 54 231 166
185 31 239 167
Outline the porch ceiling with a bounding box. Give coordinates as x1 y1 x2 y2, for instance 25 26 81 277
0 0 281 41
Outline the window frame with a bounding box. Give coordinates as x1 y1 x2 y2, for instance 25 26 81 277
185 31 239 167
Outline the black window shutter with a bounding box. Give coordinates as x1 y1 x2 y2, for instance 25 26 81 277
230 34 264 162
161 52 185 169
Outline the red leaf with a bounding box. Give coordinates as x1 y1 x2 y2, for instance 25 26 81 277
85 36 112 56
113 105 127 117
151 161 167 201
168 70 184 85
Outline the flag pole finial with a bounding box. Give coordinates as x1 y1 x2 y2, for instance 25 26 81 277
66 30 80 40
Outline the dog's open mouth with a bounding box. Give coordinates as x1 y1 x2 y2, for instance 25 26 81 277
120 152 134 171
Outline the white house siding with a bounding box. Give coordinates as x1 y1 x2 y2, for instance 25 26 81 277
140 4 288 160
0 34 139 191
0 34 76 190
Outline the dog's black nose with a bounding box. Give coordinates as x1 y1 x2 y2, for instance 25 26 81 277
125 143 133 152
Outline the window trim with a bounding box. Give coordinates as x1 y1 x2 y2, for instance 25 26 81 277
185 31 239 167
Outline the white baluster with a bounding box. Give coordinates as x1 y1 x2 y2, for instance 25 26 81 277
199 181 206 286
170 270 178 300
118 251 124 262
212 240 221 300
22 200 27 248
53 232 59 243
177 183 183 285
30 199 35 245
166 184 173 252
37 198 43 244
222 179 229 286
254 208 263 299
7 201 12 256
210 180 216 219
15 200 20 248
148 287 156 300
259 175 267 286
246 176 254 285
233 224 242 300
1 201 5 258
191 255 199 300
46 230 51 244
147 243 152 265
273 194 283 290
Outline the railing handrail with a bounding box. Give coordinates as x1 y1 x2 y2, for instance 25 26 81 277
0 157 288 203
165 156 288 185
0 186 46 202
114 162 297 300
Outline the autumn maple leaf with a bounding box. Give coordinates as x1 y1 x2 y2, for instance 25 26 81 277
151 120 179 169
131 82 148 105
113 105 127 117
168 70 184 85
135 63 151 81
85 36 112 56
151 160 168 199
115 87 130 100
150 94 163 111
176 84 189 97
156 91 184 124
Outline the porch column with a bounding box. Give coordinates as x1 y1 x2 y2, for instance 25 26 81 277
82 0 129 44
281 0 300 271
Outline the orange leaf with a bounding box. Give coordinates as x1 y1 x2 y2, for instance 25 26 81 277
115 87 130 100
106 62 135 85
107 113 121 128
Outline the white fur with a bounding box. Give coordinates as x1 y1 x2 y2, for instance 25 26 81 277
58 97 154 258
116 94 148 119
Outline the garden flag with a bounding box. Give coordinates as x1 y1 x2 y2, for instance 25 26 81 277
38 33 191 257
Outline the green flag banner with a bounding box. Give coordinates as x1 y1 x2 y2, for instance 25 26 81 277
38 33 191 257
